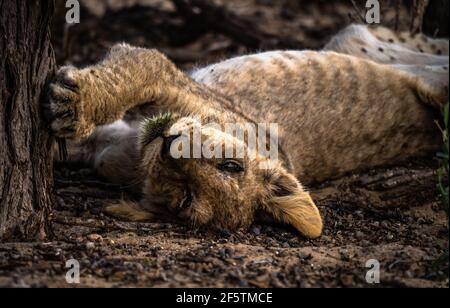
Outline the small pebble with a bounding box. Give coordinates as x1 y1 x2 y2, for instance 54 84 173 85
355 231 365 240
135 263 144 272
87 234 103 242
252 227 261 236
381 221 390 228
265 226 273 233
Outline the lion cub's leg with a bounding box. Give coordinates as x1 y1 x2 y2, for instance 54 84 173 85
368 26 449 56
326 24 449 108
325 24 448 66
44 44 227 141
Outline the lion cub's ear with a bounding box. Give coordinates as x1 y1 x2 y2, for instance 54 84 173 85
261 169 323 239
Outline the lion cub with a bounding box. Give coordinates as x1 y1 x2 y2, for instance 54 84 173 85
44 24 449 239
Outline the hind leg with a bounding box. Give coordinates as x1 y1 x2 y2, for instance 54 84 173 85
60 120 157 221
325 24 448 65
61 120 141 189
368 26 449 56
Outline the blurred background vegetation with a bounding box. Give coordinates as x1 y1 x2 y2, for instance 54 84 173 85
51 0 447 69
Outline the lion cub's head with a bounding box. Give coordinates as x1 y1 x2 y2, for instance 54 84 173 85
136 114 322 239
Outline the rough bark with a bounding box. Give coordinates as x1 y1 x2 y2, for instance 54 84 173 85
0 0 55 241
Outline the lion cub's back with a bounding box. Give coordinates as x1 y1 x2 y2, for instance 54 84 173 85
190 50 440 182
190 50 323 121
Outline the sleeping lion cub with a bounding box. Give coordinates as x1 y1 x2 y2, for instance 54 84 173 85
44 24 449 239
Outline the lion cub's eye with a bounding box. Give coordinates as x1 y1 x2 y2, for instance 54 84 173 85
217 160 244 173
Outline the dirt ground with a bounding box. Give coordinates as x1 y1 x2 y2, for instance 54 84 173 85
0 0 448 288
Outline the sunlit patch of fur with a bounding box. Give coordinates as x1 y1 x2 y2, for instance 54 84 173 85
104 200 155 222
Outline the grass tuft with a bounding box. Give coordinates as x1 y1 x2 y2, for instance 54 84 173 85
139 112 173 147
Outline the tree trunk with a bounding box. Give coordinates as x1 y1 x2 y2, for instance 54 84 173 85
423 0 449 37
0 0 55 241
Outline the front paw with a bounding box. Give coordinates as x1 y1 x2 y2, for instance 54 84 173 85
43 66 93 139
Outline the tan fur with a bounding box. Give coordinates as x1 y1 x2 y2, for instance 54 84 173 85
45 24 449 239
104 201 154 222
